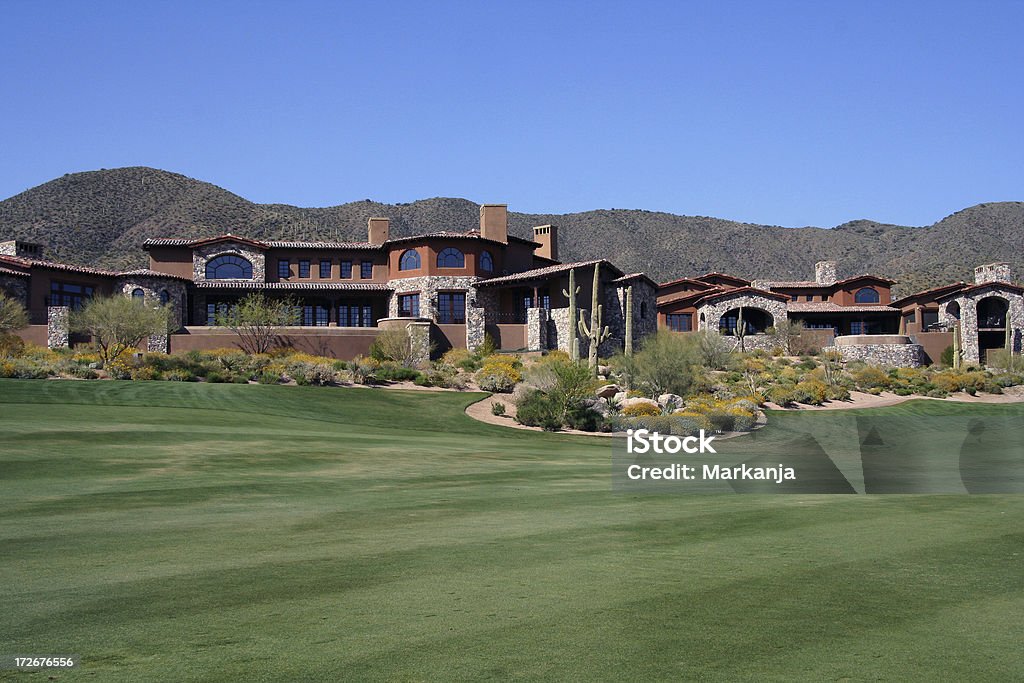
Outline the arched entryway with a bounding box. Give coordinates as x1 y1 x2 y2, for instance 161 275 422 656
977 296 1009 364
719 307 773 335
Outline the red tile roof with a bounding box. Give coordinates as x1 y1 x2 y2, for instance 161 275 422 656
786 302 899 313
476 260 622 287
0 254 118 277
192 281 393 291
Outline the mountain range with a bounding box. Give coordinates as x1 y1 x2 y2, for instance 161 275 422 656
1 167 1022 297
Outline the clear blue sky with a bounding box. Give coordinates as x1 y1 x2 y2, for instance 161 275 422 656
2 0 1022 227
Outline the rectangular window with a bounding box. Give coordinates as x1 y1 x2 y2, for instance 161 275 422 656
666 313 692 332
438 292 466 324
278 259 291 278
398 293 420 318
49 281 95 309
301 305 314 326
541 294 551 310
922 310 939 329
360 261 373 279
805 294 813 302
316 306 329 326
790 294 798 301
340 260 352 279
362 305 372 328
299 260 310 278
906 311 916 323
320 260 331 279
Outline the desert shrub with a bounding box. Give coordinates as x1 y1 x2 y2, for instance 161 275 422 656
851 365 891 391
705 408 737 432
440 347 479 372
374 362 421 382
768 385 798 407
794 379 828 405
475 355 523 393
257 370 281 385
164 368 193 382
0 333 26 358
131 366 161 381
538 349 571 365
613 330 704 397
0 358 50 379
796 357 817 371
205 370 229 383
105 357 133 380
926 388 949 398
491 401 506 416
289 362 336 386
866 387 882 395
826 385 851 401
939 345 955 367
893 387 914 396
621 402 661 417
478 333 497 357
514 389 562 430
565 403 603 432
369 327 428 367
726 407 757 431
348 356 376 385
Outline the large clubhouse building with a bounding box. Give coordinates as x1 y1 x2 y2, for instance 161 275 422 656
1 205 1020 366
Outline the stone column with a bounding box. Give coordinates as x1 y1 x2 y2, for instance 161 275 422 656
526 307 549 351
407 321 432 365
47 306 70 349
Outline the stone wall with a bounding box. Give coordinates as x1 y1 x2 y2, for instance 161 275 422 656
549 307 577 355
193 241 265 283
941 286 1024 363
974 263 1011 285
386 275 484 351
47 306 69 349
696 292 788 336
829 342 924 367
116 276 188 329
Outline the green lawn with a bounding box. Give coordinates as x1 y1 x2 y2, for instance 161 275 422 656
1 379 1023 681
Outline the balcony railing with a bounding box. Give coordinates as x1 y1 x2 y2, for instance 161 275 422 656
486 312 527 324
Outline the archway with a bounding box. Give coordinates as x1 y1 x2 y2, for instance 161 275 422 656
719 307 773 335
977 296 1009 364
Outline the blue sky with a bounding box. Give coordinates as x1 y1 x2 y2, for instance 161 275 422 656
2 0 1022 227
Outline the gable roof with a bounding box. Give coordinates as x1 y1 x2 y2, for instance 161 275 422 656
693 286 790 304
890 282 968 308
695 272 751 287
0 253 118 277
476 260 622 287
935 281 1024 300
612 273 659 288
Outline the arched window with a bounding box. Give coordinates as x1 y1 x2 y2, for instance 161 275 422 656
437 247 465 268
131 288 145 301
158 289 170 305
399 249 421 271
479 250 494 272
854 287 880 304
205 254 253 279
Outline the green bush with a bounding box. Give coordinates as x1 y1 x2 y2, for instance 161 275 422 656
940 345 954 367
0 333 26 358
794 379 828 405
565 403 602 432
825 385 851 401
768 385 798 407
475 356 522 393
491 402 506 416
131 366 161 381
851 365 891 391
164 368 194 382
374 362 421 382
257 371 281 385
514 389 562 430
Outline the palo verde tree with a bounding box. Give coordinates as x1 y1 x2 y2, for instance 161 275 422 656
71 293 174 364
213 293 300 355
0 291 29 335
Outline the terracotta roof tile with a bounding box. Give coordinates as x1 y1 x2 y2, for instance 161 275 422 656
476 260 622 287
192 281 393 291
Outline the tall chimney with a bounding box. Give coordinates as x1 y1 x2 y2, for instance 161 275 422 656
533 225 558 261
367 217 389 245
975 262 1011 285
815 260 837 285
479 204 508 243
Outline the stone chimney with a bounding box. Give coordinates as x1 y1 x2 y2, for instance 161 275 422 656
479 204 508 243
533 225 558 261
367 217 389 245
0 240 43 259
974 262 1011 285
815 260 838 286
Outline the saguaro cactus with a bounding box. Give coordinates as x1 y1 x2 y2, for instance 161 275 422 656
561 268 581 360
624 286 634 357
578 264 611 376
734 307 746 352
1006 318 1013 355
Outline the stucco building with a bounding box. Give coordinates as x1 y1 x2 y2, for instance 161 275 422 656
0 206 656 359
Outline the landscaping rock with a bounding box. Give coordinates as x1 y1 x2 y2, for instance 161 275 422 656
621 397 660 412
596 383 621 398
657 393 684 409
612 391 627 404
582 398 610 417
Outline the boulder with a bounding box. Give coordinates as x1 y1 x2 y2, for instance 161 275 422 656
621 397 660 412
596 383 621 399
582 398 610 417
612 391 627 404
657 393 684 410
